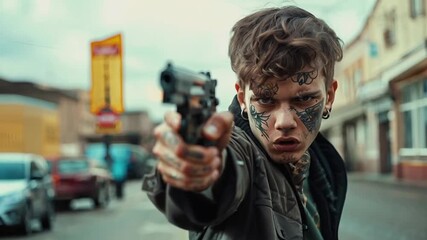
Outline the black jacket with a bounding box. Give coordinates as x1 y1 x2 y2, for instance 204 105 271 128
143 96 347 240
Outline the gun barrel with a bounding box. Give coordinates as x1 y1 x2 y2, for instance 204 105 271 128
160 63 212 104
159 62 218 145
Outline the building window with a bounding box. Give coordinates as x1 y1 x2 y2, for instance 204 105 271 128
384 9 396 48
400 79 427 151
424 106 427 147
353 68 362 87
410 0 424 18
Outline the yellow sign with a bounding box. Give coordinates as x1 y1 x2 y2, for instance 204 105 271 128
90 34 124 115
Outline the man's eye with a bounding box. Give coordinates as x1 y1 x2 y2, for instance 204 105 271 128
258 97 274 105
296 96 313 102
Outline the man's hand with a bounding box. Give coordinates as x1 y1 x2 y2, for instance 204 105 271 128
152 111 233 192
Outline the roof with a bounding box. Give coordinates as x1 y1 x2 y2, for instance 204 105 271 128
0 78 79 103
344 0 380 50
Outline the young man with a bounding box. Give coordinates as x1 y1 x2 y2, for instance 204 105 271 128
143 5 347 240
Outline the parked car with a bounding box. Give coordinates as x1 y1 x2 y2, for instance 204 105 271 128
47 156 112 210
0 153 55 235
85 143 155 179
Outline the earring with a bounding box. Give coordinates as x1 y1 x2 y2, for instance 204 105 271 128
241 107 248 121
322 108 331 119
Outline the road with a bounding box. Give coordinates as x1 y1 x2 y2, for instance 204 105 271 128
1 177 426 240
339 178 427 240
0 180 187 240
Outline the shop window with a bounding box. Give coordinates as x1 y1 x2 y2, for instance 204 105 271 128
410 0 424 18
400 79 427 151
402 84 416 103
424 106 427 148
423 79 427 97
403 110 413 148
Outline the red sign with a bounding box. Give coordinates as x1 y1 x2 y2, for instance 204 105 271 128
97 111 119 127
92 44 119 56
95 107 121 133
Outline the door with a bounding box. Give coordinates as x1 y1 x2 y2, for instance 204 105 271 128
378 112 392 173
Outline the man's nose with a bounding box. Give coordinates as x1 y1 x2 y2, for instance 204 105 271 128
274 108 297 131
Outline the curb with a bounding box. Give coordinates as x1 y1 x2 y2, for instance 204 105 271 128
347 172 427 191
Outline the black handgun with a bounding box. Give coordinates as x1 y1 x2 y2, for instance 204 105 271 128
160 62 219 146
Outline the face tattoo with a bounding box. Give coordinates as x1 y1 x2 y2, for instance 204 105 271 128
294 100 324 133
249 82 279 140
293 70 318 85
291 70 324 133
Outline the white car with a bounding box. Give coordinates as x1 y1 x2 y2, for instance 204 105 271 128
0 153 55 235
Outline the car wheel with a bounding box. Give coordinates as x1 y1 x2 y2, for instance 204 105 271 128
41 201 54 231
94 184 109 208
17 204 32 235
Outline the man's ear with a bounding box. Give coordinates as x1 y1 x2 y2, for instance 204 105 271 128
235 83 246 110
326 80 338 109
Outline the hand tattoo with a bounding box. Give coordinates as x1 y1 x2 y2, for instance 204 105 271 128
190 166 212 176
165 152 181 168
163 131 179 147
184 149 204 161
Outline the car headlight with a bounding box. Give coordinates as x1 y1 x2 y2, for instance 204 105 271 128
0 191 25 205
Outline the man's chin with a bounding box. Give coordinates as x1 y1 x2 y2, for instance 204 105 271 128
270 153 300 164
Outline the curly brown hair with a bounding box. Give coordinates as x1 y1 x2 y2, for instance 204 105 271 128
229 6 343 89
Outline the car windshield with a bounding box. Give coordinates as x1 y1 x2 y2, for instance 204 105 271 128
58 159 89 174
0 162 26 180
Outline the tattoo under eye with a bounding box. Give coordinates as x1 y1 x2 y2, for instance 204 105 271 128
292 71 318 86
294 100 324 133
249 104 270 140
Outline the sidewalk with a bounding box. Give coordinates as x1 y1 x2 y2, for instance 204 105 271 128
348 172 427 191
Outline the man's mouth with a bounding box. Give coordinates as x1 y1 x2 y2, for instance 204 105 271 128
273 138 300 152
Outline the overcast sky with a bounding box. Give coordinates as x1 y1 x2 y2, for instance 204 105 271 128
0 0 376 121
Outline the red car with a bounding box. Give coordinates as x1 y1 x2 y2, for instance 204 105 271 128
47 156 112 210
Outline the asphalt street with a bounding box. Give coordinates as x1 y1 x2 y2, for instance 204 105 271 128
1 176 426 240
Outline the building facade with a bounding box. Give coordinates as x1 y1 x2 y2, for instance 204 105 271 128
0 79 157 159
327 0 427 180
